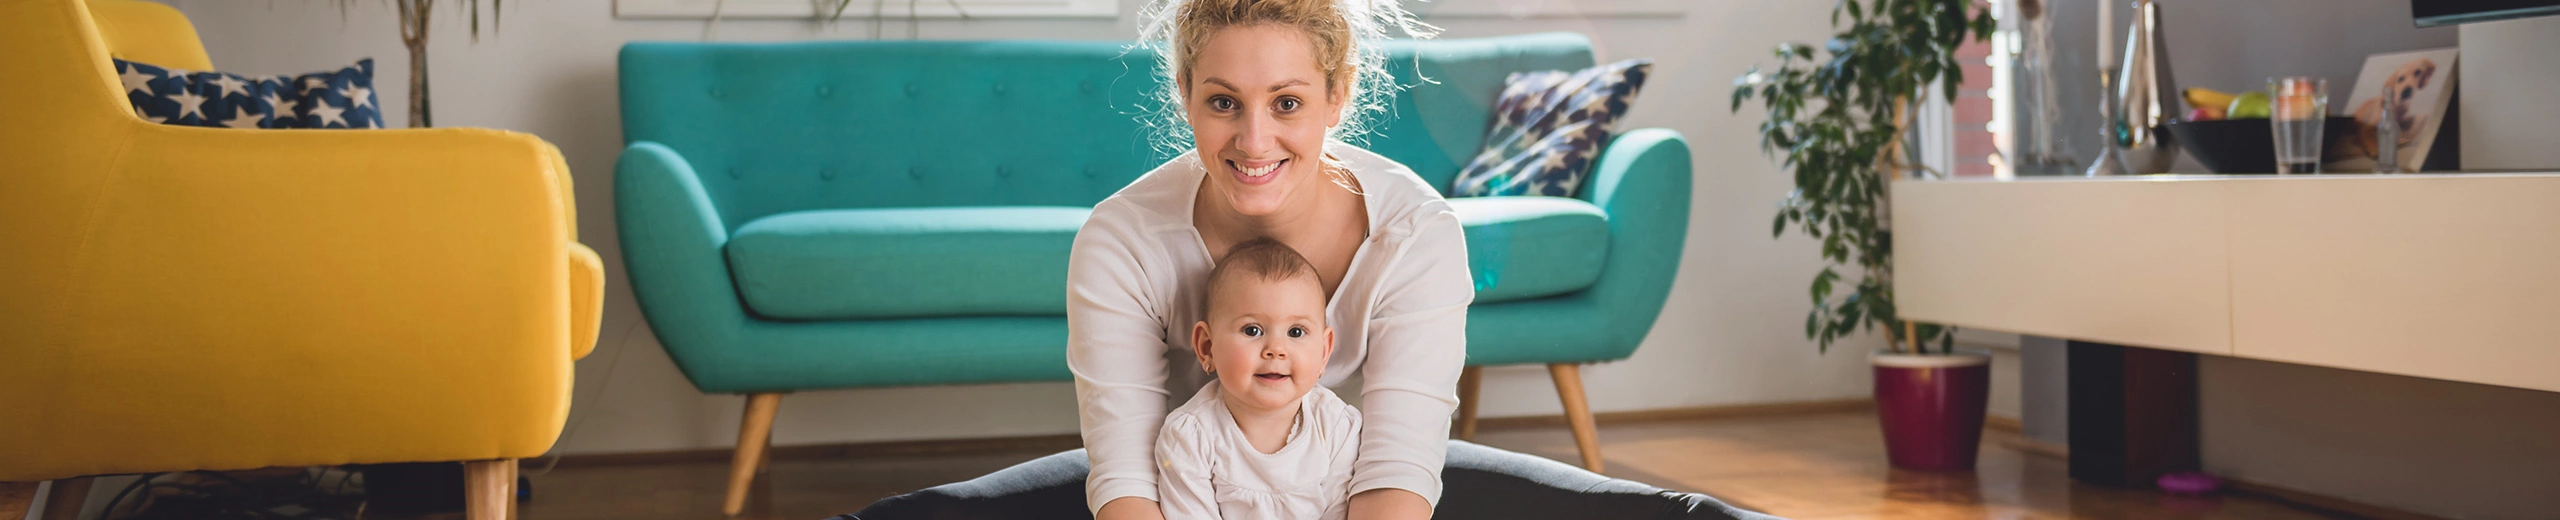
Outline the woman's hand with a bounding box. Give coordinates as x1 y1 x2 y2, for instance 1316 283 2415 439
1347 488 1433 520
1097 496 1169 520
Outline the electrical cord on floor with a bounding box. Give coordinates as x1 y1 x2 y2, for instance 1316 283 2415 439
94 469 365 520
524 318 649 477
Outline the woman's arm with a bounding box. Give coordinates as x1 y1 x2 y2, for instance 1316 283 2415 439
1099 497 1170 520
1348 209 1474 517
1068 215 1177 515
1349 489 1434 520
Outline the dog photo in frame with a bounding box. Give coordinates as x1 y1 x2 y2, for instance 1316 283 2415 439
2334 47 2459 172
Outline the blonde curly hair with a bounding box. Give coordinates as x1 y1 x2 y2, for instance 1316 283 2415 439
1135 0 1437 158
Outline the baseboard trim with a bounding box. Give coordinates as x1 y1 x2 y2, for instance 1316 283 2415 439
2001 437 2070 459
2224 478 2451 520
1472 398 1873 431
558 400 1879 467
554 433 1084 469
1984 414 2023 433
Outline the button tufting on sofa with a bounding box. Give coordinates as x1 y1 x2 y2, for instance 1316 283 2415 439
816 85 832 97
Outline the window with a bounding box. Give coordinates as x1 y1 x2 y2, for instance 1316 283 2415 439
1916 0 2009 179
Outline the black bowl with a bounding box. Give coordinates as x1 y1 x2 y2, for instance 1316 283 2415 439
2162 116 2358 174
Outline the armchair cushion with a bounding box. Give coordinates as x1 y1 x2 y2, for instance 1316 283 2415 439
1449 196 1610 304
1451 59 1653 198
726 206 1088 320
115 58 385 129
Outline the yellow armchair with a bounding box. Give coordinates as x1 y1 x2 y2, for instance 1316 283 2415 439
0 1 602 518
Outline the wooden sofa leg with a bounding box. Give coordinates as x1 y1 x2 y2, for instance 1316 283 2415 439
1548 363 1603 473
1454 366 1484 440
3 481 38 518
724 392 783 517
465 459 517 520
41 477 91 520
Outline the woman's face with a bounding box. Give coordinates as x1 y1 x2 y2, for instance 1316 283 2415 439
1184 24 1346 217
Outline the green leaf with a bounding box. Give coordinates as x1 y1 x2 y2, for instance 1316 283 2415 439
1743 0 1968 355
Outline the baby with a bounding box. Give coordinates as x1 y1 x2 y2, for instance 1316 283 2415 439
1156 237 1360 520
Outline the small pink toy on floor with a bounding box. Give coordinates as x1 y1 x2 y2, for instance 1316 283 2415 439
2156 471 2224 496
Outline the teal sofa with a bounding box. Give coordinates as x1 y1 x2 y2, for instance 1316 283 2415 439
615 32 1690 512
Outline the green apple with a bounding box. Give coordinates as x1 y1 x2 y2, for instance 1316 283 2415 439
2226 91 2271 119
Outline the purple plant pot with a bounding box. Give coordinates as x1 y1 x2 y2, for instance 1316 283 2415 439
1872 350 1992 471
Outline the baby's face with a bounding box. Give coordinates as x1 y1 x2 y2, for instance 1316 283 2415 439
1193 273 1333 413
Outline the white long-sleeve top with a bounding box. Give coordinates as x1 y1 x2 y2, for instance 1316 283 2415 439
1155 383 1361 520
1068 142 1472 514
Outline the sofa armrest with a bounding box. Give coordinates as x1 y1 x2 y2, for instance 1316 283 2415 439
1575 128 1694 360
613 141 749 386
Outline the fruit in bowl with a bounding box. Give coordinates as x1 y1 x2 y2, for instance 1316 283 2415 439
2186 106 2225 121
2226 91 2272 120
2183 87 2236 112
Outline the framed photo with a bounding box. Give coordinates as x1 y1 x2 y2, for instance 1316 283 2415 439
2334 48 2458 172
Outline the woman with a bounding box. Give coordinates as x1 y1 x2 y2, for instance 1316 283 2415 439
848 0 1771 518
1073 0 1467 517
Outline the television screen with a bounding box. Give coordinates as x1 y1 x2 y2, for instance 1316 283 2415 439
2414 0 2560 26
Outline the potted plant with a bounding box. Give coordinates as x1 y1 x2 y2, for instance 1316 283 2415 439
1731 0 1996 471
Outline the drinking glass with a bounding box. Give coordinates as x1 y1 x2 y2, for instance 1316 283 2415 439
2268 77 2328 174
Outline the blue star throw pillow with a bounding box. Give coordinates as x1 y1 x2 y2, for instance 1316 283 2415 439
1451 59 1652 198
116 58 385 129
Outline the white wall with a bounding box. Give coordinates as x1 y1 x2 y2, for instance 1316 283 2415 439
161 0 1877 455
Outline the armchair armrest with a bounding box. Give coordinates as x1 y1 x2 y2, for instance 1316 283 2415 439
613 141 751 388
570 242 604 360
0 123 592 481
1574 128 1693 360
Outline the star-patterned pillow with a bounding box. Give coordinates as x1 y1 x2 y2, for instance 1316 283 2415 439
1450 59 1652 198
115 58 384 130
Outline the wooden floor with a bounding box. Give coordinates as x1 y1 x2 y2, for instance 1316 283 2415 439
509 410 2354 520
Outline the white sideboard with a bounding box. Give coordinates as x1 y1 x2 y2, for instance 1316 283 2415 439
1892 174 2560 393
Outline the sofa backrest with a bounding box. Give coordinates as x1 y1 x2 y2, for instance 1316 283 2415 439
620 33 1593 230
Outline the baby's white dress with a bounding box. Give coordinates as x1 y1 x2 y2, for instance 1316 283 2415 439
1154 382 1362 520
